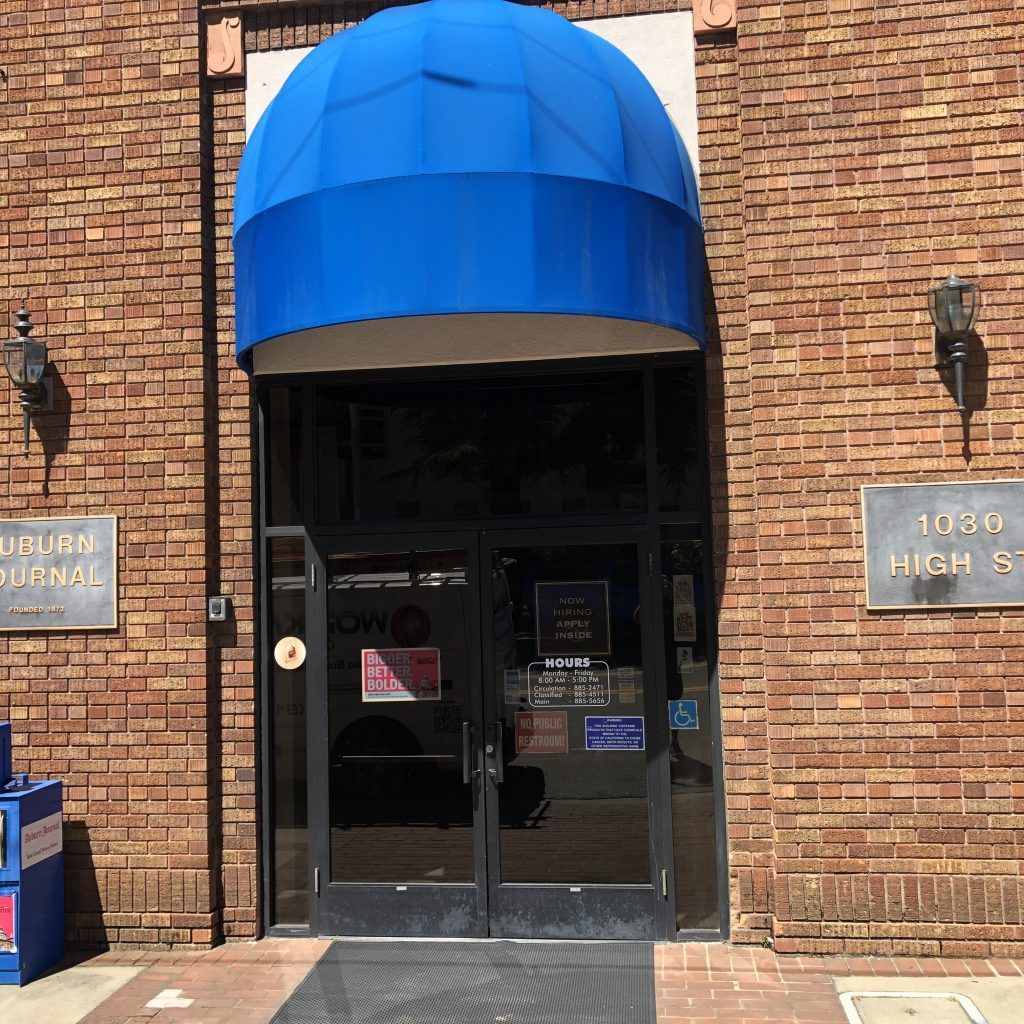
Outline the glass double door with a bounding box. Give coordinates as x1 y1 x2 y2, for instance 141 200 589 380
309 527 666 940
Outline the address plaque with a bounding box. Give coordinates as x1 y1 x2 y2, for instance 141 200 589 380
861 481 1024 611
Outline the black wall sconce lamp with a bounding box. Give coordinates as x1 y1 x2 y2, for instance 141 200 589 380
3 302 50 456
928 274 979 413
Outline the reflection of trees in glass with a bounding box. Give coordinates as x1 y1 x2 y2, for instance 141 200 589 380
665 541 703 575
656 370 700 506
379 383 645 511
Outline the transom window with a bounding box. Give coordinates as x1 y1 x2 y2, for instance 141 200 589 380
263 364 704 526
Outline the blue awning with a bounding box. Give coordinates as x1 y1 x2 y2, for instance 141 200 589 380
234 0 705 373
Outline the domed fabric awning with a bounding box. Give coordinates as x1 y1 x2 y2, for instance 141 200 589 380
234 0 705 374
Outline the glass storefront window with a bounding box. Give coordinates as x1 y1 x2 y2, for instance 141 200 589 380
266 386 305 526
325 548 476 884
660 527 719 930
259 361 720 938
315 374 646 522
269 537 308 925
494 542 651 885
655 366 702 512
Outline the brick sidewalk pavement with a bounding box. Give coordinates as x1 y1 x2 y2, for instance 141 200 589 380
657 944 1024 1024
79 940 330 1024
61 939 1024 1024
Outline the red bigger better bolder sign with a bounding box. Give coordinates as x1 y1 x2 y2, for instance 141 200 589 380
361 648 441 702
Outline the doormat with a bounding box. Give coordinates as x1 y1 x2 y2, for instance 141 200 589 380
270 939 654 1024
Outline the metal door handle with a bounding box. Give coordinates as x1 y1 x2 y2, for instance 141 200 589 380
462 721 473 784
0 810 6 869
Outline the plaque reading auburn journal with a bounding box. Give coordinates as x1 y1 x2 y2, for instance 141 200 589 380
0 515 118 630
861 481 1024 611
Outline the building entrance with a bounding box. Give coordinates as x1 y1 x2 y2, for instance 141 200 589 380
313 529 659 939
262 363 725 941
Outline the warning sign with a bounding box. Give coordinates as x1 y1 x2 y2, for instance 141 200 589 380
361 648 441 702
0 892 15 954
514 711 569 754
585 716 645 751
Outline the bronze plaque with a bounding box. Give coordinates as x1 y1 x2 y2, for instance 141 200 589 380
861 481 1024 611
0 515 118 630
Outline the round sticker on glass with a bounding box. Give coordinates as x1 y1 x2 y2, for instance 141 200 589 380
274 637 306 670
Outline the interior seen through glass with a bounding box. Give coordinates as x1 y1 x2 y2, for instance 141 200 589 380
327 549 476 884
265 363 720 934
494 543 651 885
661 530 719 929
269 537 309 925
275 533 719 927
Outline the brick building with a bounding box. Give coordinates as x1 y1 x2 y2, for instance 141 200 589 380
0 0 1021 958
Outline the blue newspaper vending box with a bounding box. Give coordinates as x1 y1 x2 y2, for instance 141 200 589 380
0 723 65 985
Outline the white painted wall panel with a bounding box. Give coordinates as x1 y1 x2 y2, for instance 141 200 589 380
246 12 700 176
578 13 700 175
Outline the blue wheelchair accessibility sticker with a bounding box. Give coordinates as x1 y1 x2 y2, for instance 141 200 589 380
668 699 699 730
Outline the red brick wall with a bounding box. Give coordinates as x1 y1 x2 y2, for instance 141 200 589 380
694 29 772 947
0 0 221 945
206 67 259 940
699 0 1024 956
3 0 1022 955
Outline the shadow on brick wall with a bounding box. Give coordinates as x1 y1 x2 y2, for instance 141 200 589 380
36 365 70 497
63 819 107 949
702 267 728 615
936 330 987 462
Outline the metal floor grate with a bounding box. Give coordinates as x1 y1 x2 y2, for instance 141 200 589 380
270 939 655 1024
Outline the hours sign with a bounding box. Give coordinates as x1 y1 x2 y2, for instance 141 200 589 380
861 481 1024 611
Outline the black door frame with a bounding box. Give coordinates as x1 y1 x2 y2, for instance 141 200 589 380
308 529 488 938
306 524 671 940
478 524 670 941
256 359 730 942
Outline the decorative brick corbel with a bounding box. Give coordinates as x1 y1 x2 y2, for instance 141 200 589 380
205 12 244 79
693 0 737 36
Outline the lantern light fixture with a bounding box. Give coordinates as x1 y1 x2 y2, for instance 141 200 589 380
3 302 49 456
927 274 979 414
